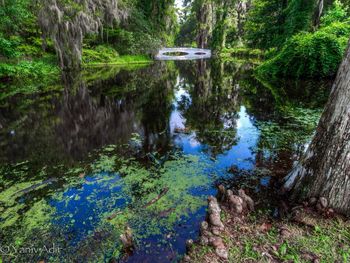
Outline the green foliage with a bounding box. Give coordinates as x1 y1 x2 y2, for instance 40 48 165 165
175 14 197 46
221 47 264 59
137 0 178 44
256 20 350 78
0 0 172 72
245 0 321 50
0 0 35 37
0 58 59 80
82 45 151 65
283 0 316 39
0 0 40 58
245 0 287 49
321 0 349 26
82 45 120 64
0 35 21 58
256 1 350 78
103 29 162 56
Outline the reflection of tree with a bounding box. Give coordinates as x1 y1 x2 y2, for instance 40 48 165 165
238 72 332 178
0 63 177 164
176 60 241 156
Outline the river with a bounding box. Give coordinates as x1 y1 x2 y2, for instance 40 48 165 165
0 58 331 262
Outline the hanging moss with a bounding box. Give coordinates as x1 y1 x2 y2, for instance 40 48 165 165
38 0 128 69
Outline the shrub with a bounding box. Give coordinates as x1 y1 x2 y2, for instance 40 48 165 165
256 1 350 78
0 35 20 58
82 45 119 64
0 59 59 81
321 0 348 26
102 28 161 56
257 23 350 78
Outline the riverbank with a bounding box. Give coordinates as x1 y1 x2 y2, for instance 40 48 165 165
220 47 264 59
0 44 153 83
84 55 152 67
0 53 152 100
184 186 350 263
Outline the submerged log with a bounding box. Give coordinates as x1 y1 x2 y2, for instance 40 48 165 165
143 187 169 208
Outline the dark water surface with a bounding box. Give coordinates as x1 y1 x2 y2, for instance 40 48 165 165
0 59 331 262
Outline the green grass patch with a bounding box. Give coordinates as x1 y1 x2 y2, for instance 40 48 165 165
82 45 152 66
85 55 152 66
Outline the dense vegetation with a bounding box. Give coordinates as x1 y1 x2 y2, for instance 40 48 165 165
0 0 177 80
255 0 350 78
1 0 349 79
177 0 350 78
1 0 350 262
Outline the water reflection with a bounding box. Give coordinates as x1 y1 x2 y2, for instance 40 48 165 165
0 59 331 262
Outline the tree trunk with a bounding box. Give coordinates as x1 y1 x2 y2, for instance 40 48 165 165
283 40 350 215
313 0 324 28
196 0 212 48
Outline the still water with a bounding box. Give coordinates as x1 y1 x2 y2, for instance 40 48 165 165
0 59 331 262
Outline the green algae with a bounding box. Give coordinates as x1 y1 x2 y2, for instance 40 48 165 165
0 143 211 261
103 154 211 244
0 180 43 206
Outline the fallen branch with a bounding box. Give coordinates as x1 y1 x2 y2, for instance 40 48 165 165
143 187 169 208
106 187 169 221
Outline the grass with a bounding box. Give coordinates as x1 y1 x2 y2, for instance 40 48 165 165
187 206 350 263
82 45 153 66
84 55 152 67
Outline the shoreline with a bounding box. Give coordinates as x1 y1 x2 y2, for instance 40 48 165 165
183 185 350 262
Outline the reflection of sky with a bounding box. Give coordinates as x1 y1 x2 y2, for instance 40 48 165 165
49 173 128 245
171 82 260 176
170 78 191 132
47 70 261 261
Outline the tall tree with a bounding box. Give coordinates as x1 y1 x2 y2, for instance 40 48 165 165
313 0 324 27
284 39 350 215
38 0 128 69
245 0 287 49
137 0 177 43
211 0 232 49
195 0 213 48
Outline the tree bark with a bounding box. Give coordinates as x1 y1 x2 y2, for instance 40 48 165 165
313 0 324 28
196 0 212 48
283 39 350 215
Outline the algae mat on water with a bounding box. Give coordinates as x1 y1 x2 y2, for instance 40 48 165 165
0 143 211 262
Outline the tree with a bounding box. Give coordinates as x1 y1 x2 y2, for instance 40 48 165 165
0 0 36 58
137 0 178 44
195 0 213 48
283 39 350 215
38 0 128 69
211 0 232 49
245 0 287 49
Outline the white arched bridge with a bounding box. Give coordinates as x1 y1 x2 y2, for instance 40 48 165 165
155 47 212 61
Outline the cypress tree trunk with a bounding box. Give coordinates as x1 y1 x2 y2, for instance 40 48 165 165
284 40 350 215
